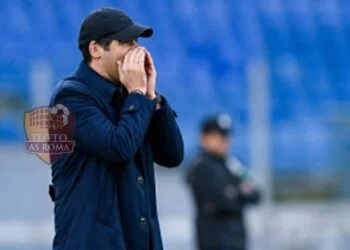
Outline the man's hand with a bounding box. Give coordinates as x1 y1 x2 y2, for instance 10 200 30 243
145 50 157 99
239 181 253 195
117 47 147 95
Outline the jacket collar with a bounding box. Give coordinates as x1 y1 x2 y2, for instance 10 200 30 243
74 61 123 102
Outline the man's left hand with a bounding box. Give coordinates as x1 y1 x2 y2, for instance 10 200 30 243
145 50 157 100
239 181 253 195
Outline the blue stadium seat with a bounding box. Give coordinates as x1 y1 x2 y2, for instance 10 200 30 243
1 0 349 170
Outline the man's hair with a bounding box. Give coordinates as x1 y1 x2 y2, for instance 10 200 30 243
81 36 114 63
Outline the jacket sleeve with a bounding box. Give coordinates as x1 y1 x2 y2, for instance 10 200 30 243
149 96 184 167
52 87 156 165
188 163 241 215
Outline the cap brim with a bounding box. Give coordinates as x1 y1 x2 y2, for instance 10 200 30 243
111 24 153 42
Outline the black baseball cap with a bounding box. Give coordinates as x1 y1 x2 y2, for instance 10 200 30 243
78 8 153 50
200 114 234 136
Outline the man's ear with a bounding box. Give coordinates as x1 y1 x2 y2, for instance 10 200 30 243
89 41 102 60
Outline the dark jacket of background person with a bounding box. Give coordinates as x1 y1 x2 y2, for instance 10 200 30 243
49 62 184 250
186 149 260 250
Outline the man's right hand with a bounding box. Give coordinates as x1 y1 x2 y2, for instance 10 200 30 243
117 47 147 95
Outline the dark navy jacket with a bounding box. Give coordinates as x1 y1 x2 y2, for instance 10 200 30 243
49 62 184 250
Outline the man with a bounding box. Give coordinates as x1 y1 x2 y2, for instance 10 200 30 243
186 114 260 250
49 8 184 250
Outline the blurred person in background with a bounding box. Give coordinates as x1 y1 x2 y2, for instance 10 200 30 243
49 8 184 250
186 114 261 250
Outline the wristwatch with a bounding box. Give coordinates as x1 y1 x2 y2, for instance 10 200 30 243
129 89 145 95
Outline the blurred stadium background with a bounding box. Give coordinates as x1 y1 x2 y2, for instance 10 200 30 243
1 0 349 249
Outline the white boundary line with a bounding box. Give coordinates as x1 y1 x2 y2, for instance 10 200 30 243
0 217 192 245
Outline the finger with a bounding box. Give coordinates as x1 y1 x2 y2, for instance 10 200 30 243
135 47 145 62
139 50 146 66
126 47 141 67
134 48 146 67
144 55 152 74
145 51 155 71
123 47 137 66
145 51 151 66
